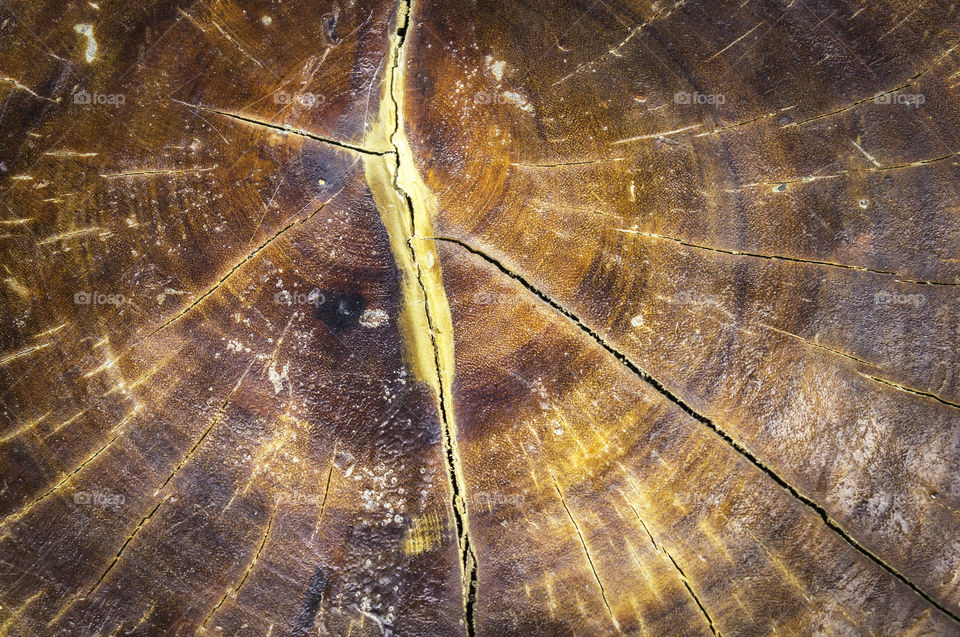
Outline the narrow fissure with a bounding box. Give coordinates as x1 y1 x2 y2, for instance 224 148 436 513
553 478 621 632
170 99 393 156
859 372 960 409
0 431 121 531
665 550 720 637
86 495 169 598
234 506 276 595
142 193 342 342
618 229 959 286
433 235 960 627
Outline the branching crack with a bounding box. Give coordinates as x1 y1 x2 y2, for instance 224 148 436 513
433 235 960 627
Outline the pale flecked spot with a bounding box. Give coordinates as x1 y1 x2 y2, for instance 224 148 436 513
360 308 389 328
630 315 644 327
156 288 188 305
502 90 534 114
261 15 272 26
74 24 97 63
268 361 289 394
484 55 506 82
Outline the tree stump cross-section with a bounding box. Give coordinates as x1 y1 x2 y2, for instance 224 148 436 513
0 0 959 635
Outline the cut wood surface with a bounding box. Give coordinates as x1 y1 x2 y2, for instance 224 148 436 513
0 0 958 635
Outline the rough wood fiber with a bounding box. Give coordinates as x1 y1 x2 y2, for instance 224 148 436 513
0 0 958 635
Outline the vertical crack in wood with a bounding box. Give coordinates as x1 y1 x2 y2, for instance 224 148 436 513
363 1 477 634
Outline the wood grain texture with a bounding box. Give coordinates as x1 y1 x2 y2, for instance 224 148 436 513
0 0 958 635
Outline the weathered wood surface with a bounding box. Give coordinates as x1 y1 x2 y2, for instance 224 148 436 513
0 0 958 635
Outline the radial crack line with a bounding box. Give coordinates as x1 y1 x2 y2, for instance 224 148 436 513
84 495 170 599
511 157 626 168
142 191 342 342
0 432 121 532
553 477 621 632
74 363 254 610
689 308 957 408
664 550 720 636
234 506 277 595
754 322 960 409
619 474 721 635
858 372 960 409
693 105 796 137
200 589 232 631
782 83 912 127
169 98 391 155
153 357 255 497
431 235 960 626
616 229 959 286
312 460 335 541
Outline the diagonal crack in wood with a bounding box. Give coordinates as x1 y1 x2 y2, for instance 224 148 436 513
140 189 345 344
664 549 720 637
553 476 621 633
432 235 960 627
169 98 392 155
